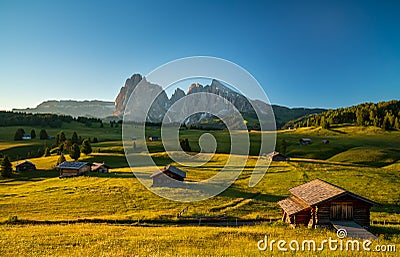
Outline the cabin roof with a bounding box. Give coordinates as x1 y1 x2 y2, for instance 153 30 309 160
289 179 347 206
279 179 378 216
91 162 110 169
277 196 310 215
56 161 90 170
267 151 288 158
15 160 35 167
150 164 186 178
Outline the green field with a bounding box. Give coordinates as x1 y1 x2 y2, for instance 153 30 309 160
1 124 400 256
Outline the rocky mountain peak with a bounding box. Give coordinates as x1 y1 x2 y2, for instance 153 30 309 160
187 83 204 94
170 88 186 104
114 74 143 116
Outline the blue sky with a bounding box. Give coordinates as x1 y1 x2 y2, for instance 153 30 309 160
1 0 399 110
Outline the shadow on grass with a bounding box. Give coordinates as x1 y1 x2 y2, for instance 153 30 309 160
84 171 135 179
0 169 59 184
219 186 286 203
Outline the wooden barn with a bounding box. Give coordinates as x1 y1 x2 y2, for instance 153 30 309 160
148 136 159 141
299 138 312 145
151 164 186 187
278 179 377 228
266 151 290 161
91 162 110 173
15 160 36 172
56 161 91 178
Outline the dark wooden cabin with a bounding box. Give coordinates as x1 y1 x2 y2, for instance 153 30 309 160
151 164 186 187
299 138 312 145
278 179 377 228
56 161 91 178
91 162 110 173
15 160 36 172
266 151 290 161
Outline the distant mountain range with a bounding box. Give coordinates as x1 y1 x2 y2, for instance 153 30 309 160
13 100 115 119
13 74 326 128
114 74 326 128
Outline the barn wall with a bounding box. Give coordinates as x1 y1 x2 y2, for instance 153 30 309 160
294 209 311 226
316 195 372 227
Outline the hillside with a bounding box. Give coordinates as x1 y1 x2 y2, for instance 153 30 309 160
13 100 115 119
284 100 400 130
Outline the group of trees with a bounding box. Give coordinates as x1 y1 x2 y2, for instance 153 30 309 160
53 131 93 161
0 111 102 128
180 138 191 152
14 128 37 141
285 100 400 131
0 156 12 178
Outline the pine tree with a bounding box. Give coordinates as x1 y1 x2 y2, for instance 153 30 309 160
56 131 66 145
57 153 66 165
70 143 80 161
71 132 79 145
39 129 48 140
30 129 36 139
14 128 25 141
394 117 400 130
1 156 13 178
81 139 92 155
44 147 51 157
382 114 391 131
279 140 287 155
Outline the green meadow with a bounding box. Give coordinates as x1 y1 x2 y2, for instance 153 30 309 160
1 123 400 256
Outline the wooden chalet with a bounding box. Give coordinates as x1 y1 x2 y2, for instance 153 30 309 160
148 136 159 141
266 151 290 161
91 162 110 173
278 179 377 228
299 138 312 145
15 160 36 172
56 161 91 178
151 164 186 187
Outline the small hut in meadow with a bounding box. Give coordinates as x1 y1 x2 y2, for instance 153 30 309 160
299 138 312 145
56 161 91 178
151 164 186 187
266 151 290 161
15 160 36 172
278 179 377 228
91 162 110 173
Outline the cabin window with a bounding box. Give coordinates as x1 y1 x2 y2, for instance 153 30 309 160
330 202 353 220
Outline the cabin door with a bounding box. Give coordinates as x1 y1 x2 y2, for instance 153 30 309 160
330 202 353 220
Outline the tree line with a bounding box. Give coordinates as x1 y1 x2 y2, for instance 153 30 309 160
0 111 102 128
283 100 400 130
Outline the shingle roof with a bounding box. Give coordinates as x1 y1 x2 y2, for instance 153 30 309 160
278 179 378 216
15 160 35 167
150 164 186 178
289 179 346 206
56 161 89 170
91 162 111 170
277 196 311 215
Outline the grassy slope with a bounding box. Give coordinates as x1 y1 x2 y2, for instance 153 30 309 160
1 124 400 256
0 223 399 257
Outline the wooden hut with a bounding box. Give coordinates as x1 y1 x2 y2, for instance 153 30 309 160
15 160 36 172
56 161 91 178
278 179 377 228
148 136 159 141
266 151 290 161
151 164 186 187
91 162 110 173
299 138 312 145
